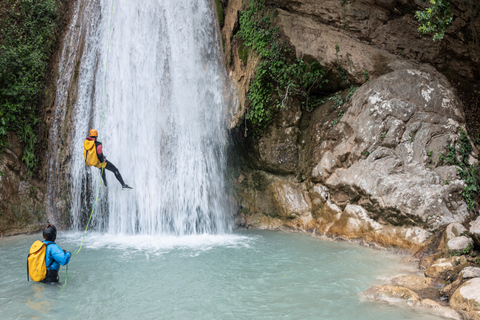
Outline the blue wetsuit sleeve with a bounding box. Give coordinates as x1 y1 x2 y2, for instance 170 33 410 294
50 244 71 266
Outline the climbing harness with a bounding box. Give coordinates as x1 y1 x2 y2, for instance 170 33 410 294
63 0 115 289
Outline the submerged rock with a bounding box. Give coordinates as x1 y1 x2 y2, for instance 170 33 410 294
419 299 461 320
362 285 421 306
363 283 461 319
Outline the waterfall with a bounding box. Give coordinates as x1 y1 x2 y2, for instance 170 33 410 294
51 0 232 235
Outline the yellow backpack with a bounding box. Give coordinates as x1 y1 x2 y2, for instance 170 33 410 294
27 241 52 282
83 139 106 168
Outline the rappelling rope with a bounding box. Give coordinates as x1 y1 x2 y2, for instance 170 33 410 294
63 0 115 289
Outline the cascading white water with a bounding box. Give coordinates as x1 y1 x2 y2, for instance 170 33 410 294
66 0 232 235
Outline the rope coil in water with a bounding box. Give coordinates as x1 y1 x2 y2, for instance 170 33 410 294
63 0 115 289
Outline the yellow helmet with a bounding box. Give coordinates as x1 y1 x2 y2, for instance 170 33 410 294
89 129 98 137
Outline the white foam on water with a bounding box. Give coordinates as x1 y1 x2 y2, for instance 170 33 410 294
62 231 256 253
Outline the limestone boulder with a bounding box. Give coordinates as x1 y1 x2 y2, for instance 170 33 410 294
364 283 461 319
450 278 480 318
461 267 480 280
312 69 469 233
420 253 443 270
425 258 455 279
390 275 444 292
447 236 474 252
470 217 480 246
445 223 468 243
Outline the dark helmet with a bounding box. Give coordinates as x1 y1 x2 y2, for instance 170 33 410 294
43 224 57 241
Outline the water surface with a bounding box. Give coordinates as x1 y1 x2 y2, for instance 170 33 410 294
0 230 444 320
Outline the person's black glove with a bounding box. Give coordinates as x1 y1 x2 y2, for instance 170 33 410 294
63 250 67 254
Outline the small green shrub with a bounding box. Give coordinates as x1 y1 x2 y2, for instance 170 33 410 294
451 243 472 256
444 128 479 211
363 70 369 82
236 0 329 132
409 130 417 142
415 0 453 41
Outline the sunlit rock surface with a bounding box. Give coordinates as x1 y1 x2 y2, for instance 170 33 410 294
450 278 480 319
470 217 480 246
447 236 474 252
235 68 470 249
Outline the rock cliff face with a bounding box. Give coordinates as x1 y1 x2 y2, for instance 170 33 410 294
0 0 74 235
45 0 93 228
221 0 479 249
0 134 45 236
0 0 92 233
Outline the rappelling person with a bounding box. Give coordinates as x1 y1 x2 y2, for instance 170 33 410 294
41 224 71 283
83 129 133 190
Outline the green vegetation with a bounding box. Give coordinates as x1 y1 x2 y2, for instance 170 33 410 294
238 43 249 66
443 128 479 211
380 132 386 141
450 243 472 256
214 0 224 28
409 130 417 142
0 0 61 176
301 44 358 125
340 0 355 6
331 110 344 126
415 0 453 41
236 0 329 132
363 70 369 82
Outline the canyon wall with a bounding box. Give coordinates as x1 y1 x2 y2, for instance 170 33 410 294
221 0 480 250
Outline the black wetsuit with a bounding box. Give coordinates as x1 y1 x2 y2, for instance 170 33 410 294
94 140 126 187
42 269 59 283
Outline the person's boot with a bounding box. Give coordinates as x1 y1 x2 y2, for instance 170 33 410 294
122 184 133 190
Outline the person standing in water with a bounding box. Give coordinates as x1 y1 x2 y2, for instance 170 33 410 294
83 129 133 189
42 224 71 283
